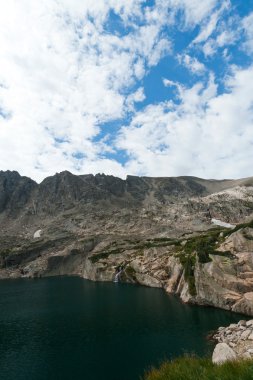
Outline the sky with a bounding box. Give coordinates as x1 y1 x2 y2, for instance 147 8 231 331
0 0 253 182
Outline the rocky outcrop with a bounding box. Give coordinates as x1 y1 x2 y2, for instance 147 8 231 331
1 171 253 316
1 221 253 315
80 225 253 315
212 320 253 363
0 170 36 215
191 227 253 315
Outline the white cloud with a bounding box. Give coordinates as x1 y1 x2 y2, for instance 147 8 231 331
191 1 242 58
177 54 206 74
216 29 237 47
126 87 146 112
193 11 219 44
163 78 178 87
202 39 216 57
0 0 250 182
116 66 253 179
200 15 240 57
167 0 218 27
0 0 172 181
192 1 229 43
242 12 253 54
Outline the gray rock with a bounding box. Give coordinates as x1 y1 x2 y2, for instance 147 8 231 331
248 333 253 340
240 329 252 340
212 343 237 364
242 352 251 359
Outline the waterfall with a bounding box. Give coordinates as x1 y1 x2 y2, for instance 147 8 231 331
114 269 123 283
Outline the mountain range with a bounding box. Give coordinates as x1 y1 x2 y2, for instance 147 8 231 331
1 170 253 316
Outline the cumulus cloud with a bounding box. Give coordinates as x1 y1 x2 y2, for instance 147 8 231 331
163 78 179 88
167 0 218 27
0 0 172 181
0 0 251 181
177 54 206 74
116 66 253 179
193 1 230 44
190 1 243 58
201 19 241 57
242 12 253 55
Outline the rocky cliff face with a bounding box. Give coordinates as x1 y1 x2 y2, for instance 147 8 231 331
0 171 36 215
1 170 253 316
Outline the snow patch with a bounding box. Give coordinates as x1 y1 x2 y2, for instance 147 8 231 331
211 219 235 229
33 229 42 238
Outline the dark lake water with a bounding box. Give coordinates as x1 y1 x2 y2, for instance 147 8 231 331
0 277 245 380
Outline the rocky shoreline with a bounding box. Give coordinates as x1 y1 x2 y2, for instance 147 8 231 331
212 319 253 364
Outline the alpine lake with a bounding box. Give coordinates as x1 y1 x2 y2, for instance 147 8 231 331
0 276 245 380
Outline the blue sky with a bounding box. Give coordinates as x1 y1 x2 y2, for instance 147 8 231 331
0 0 253 181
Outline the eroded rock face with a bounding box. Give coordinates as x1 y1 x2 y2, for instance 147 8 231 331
0 171 36 215
212 319 253 363
191 229 253 315
1 171 253 316
232 293 253 316
0 171 253 236
1 224 253 315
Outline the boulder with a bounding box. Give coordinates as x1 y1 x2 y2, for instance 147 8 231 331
212 343 237 364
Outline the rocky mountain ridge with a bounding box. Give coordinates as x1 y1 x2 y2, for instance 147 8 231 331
1 170 253 316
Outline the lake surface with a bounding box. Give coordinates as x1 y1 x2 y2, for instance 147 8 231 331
0 277 245 380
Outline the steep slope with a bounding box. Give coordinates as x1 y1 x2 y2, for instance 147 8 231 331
0 170 37 215
0 170 253 316
0 170 253 237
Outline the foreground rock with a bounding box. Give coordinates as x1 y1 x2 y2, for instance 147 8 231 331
212 319 253 363
212 343 237 364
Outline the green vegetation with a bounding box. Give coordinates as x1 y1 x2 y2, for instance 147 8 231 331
136 249 144 256
144 356 253 380
147 237 176 242
124 265 137 281
182 232 233 263
242 230 253 240
0 248 12 257
89 247 124 263
242 201 253 209
223 219 253 237
89 237 181 263
132 239 181 250
89 219 253 270
177 230 234 295
178 253 196 295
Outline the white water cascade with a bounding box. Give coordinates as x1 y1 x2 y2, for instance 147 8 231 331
114 270 123 283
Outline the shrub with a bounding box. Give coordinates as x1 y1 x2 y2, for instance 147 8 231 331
223 220 253 237
179 254 196 296
89 248 124 263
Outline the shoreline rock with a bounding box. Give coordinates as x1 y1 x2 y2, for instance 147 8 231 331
212 319 253 363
